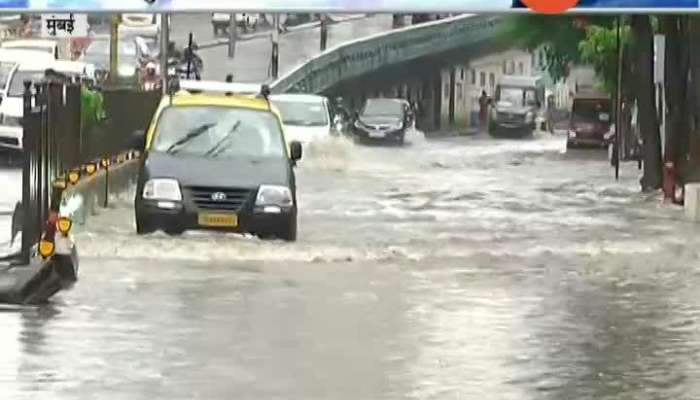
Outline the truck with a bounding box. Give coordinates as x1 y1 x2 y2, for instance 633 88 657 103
488 75 546 138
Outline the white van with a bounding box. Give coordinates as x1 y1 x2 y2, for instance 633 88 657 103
269 94 336 145
0 60 96 152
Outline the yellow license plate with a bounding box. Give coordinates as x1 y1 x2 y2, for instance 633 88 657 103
198 213 238 228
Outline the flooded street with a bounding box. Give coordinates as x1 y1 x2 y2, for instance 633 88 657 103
4 132 700 400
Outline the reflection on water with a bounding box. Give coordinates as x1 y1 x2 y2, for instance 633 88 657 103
4 133 700 399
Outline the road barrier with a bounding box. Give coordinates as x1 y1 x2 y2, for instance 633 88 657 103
0 78 157 305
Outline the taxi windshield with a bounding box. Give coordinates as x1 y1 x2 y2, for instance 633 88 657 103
272 99 328 127
151 105 287 159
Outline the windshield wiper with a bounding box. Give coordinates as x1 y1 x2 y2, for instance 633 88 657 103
204 121 242 158
165 123 216 154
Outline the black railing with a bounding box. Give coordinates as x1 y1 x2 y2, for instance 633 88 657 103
18 79 161 263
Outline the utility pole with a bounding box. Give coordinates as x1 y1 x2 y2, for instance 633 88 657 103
228 13 236 58
320 14 328 51
160 13 170 95
109 13 121 86
615 15 623 180
271 14 279 79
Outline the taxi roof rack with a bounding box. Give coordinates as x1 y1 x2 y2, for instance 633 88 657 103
170 78 271 100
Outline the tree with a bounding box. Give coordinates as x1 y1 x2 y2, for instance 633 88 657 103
578 24 631 96
630 15 663 191
499 15 616 83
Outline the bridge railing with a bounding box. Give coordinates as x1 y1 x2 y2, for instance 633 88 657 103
270 14 504 95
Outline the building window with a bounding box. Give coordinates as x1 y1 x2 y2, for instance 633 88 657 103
489 73 495 89
460 68 465 80
456 83 463 100
509 61 515 74
471 69 476 85
518 62 524 75
480 72 486 87
502 61 507 74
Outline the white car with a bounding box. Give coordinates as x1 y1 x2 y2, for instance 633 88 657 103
0 60 96 151
1 39 59 60
270 94 336 145
119 14 160 39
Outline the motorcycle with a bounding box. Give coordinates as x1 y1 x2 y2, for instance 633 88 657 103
166 54 203 80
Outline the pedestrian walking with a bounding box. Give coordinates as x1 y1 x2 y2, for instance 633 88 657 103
478 90 489 132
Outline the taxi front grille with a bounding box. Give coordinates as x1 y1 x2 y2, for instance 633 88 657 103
187 186 252 211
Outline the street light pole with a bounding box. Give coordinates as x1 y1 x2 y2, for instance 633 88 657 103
228 13 236 58
109 13 121 86
615 15 623 180
160 13 170 95
271 14 279 79
320 14 328 51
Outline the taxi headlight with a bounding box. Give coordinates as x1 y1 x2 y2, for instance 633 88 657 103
143 178 182 201
256 185 293 207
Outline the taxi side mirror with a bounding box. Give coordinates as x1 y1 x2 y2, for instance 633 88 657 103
290 141 302 162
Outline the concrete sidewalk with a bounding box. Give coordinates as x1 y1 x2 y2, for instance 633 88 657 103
197 14 394 83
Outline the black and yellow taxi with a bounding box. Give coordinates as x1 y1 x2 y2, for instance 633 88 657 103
132 80 302 241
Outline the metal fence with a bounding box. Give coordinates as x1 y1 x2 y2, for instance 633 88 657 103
19 81 161 262
21 81 81 262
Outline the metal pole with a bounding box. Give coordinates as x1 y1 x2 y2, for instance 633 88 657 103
186 32 193 80
320 14 328 51
109 14 120 86
271 14 279 79
160 13 170 96
20 81 32 264
615 15 623 180
228 13 236 58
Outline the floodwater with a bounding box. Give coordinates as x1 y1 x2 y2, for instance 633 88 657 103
4 131 700 400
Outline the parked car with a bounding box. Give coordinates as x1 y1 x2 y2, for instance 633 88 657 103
269 94 339 145
567 91 613 149
352 98 413 145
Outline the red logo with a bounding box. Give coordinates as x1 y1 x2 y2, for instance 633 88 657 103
521 0 579 13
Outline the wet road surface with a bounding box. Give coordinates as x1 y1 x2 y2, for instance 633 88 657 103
4 131 700 400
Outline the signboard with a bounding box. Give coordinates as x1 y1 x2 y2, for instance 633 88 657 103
41 13 87 38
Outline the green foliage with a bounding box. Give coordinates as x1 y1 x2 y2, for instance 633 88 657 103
499 15 618 83
80 86 106 134
578 25 631 95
